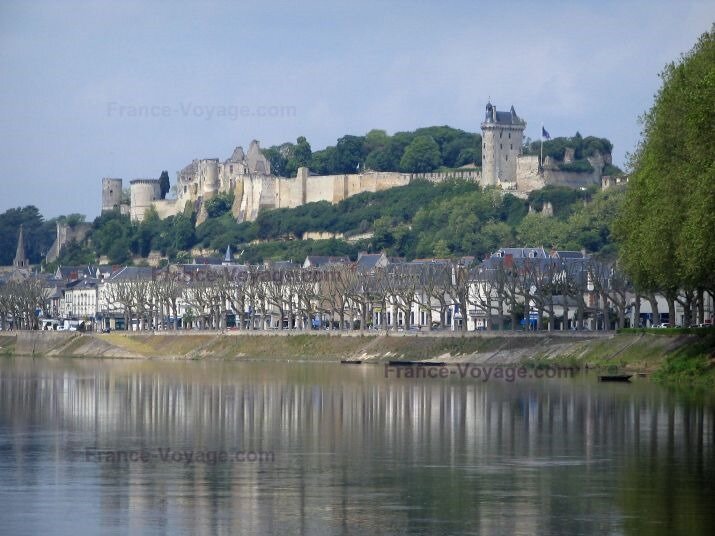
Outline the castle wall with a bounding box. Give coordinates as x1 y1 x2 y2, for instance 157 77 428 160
541 153 605 189
46 222 93 262
543 169 600 188
305 174 339 204
516 155 544 193
373 172 411 191
116 122 614 226
152 199 180 219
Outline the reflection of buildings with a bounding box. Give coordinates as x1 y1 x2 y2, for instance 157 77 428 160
1 361 713 534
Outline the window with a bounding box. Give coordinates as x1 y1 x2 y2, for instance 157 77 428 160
508 132 511 139
511 144 513 150
500 144 502 150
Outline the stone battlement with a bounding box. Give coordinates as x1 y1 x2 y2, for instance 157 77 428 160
101 103 611 223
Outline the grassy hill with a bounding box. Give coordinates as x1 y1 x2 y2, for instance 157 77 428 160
44 180 626 267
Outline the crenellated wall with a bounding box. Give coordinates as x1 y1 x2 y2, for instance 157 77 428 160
111 113 614 223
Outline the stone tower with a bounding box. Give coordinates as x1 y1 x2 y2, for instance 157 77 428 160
13 225 28 268
129 179 161 222
102 178 124 212
481 102 526 185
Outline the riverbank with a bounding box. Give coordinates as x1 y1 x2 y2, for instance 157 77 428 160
1 329 713 387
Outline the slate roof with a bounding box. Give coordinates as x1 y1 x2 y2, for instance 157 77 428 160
356 253 387 271
55 265 97 281
551 250 586 259
66 277 100 290
303 255 350 268
192 256 223 265
492 247 548 259
107 266 155 281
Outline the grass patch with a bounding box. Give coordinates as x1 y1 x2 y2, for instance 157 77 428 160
0 335 16 356
617 327 713 336
652 331 715 388
200 334 375 360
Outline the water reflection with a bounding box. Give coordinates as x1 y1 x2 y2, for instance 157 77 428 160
0 357 713 535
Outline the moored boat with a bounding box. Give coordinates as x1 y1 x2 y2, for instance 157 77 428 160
598 374 632 382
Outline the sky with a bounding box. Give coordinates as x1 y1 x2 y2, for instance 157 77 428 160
1 0 713 219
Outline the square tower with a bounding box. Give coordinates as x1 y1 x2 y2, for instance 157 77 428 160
481 102 526 185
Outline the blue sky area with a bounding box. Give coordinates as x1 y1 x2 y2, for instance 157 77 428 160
1 0 713 218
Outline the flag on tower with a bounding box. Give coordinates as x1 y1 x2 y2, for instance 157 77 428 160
542 126 551 139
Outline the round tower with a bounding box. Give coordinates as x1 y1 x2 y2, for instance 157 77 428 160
102 178 123 212
481 102 526 185
199 159 220 199
130 179 161 221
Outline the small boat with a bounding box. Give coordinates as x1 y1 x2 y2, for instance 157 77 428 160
340 360 362 365
388 360 446 367
598 374 632 382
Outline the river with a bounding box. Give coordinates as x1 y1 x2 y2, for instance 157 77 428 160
0 357 713 535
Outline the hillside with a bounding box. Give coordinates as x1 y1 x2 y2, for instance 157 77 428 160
1 124 621 268
33 179 626 267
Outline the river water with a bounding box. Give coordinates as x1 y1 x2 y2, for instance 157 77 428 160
0 357 713 535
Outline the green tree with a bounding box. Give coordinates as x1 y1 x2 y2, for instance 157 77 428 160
332 135 366 173
0 206 55 265
399 135 441 173
204 192 234 219
615 26 715 298
262 146 289 177
516 213 569 249
159 170 170 199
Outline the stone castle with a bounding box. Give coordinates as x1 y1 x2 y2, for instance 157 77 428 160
102 102 613 223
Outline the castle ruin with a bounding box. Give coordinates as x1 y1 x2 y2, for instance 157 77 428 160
102 103 612 223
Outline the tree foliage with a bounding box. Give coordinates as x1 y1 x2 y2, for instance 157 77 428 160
262 126 484 177
399 135 441 173
159 170 170 199
615 26 715 294
0 206 55 265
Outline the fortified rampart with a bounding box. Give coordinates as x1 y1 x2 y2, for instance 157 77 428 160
46 222 93 262
100 103 613 223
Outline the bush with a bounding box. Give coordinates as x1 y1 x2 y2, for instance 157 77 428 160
558 160 594 173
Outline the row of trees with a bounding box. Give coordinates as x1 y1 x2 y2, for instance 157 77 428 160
615 26 714 320
87 257 656 333
0 278 48 330
262 126 483 177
